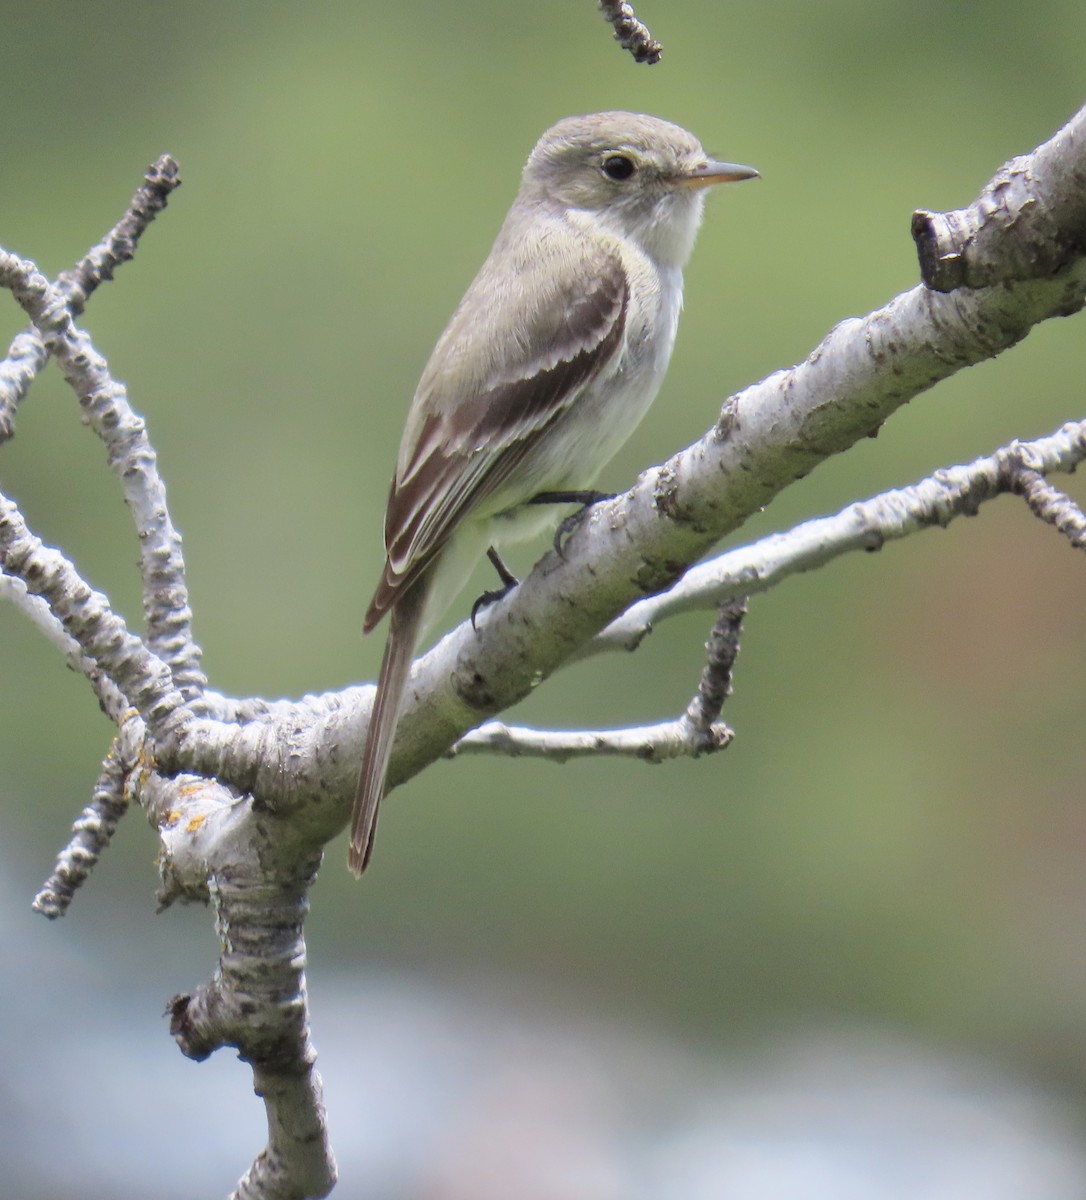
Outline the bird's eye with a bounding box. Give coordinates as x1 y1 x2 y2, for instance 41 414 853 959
601 154 636 181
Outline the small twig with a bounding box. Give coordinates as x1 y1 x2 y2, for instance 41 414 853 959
0 332 44 444
681 599 746 754
598 0 663 64
452 717 732 763
0 155 181 443
1012 463 1086 548
57 154 181 315
32 720 143 918
0 247 207 700
454 601 745 765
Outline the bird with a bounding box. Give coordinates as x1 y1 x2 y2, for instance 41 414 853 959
349 111 758 874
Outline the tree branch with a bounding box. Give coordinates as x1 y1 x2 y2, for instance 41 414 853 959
0 155 181 443
452 410 1086 764
454 598 744 762
452 714 734 762
167 844 335 1200
1012 464 1086 548
0 571 129 719
0 243 206 701
590 418 1086 653
0 483 185 733
913 103 1086 291
33 724 137 919
598 1 663 64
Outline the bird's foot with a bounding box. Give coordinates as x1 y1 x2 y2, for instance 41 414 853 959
528 490 616 556
471 547 520 630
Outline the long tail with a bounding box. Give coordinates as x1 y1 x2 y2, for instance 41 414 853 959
349 576 430 875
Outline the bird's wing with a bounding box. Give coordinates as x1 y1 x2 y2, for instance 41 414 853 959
363 231 628 632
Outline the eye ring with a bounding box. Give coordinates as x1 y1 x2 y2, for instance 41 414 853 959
601 154 636 182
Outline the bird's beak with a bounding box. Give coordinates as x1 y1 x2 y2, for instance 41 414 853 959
674 159 760 189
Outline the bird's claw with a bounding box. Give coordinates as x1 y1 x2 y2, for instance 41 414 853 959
472 548 520 631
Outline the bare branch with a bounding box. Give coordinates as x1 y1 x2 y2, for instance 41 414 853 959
57 154 182 314
0 572 129 719
598 0 663 64
160 791 336 1200
682 599 745 750
453 715 733 763
0 484 185 736
32 722 140 918
0 333 44 444
593 418 1086 652
0 155 181 442
913 103 1086 291
1012 464 1086 548
454 409 1086 770
0 247 206 699
454 600 743 765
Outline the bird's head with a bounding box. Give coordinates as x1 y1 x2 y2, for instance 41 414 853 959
521 111 758 267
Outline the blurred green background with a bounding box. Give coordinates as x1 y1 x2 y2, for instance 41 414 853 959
2 0 1085 1153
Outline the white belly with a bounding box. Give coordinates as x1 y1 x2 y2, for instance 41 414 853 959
424 262 684 633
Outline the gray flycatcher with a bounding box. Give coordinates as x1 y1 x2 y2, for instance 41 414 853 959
350 111 757 874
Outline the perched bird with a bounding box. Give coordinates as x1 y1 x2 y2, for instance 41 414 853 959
350 111 757 874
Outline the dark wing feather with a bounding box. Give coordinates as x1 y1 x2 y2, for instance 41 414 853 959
364 240 628 632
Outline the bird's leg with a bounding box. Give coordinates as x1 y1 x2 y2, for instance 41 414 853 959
528 490 616 555
471 547 521 630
